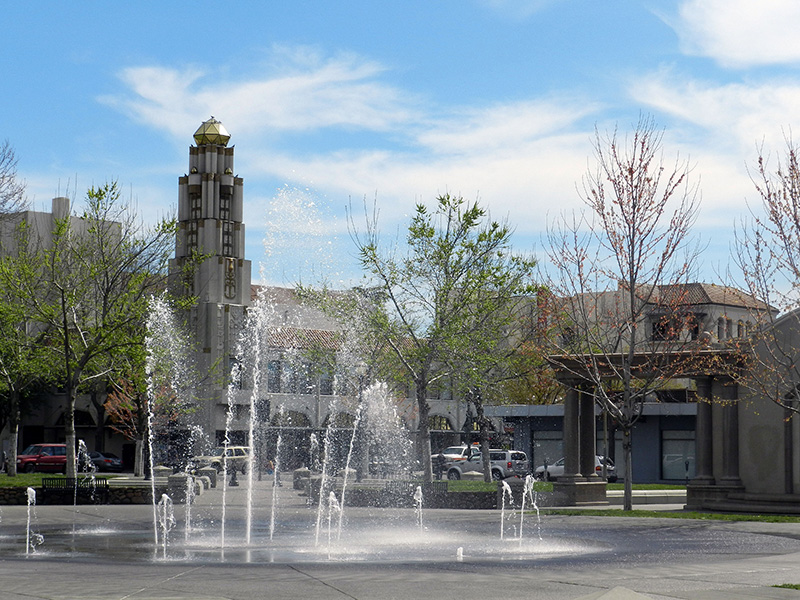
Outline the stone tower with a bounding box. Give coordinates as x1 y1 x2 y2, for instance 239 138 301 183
169 117 252 441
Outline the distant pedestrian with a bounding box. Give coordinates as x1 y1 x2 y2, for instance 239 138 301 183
434 453 446 480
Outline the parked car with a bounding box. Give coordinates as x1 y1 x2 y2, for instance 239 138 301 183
87 451 123 472
432 445 478 463
534 456 617 482
446 449 529 481
17 443 68 473
190 446 250 474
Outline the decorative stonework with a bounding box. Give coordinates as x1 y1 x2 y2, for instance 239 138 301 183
224 257 237 299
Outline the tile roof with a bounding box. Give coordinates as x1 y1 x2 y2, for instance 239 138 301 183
266 327 341 350
652 283 773 311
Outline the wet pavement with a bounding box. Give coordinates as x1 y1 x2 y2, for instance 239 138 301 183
1 477 800 599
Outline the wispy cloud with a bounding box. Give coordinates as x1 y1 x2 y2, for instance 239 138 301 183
99 46 420 141
673 0 800 67
417 99 599 154
631 69 800 151
105 47 603 235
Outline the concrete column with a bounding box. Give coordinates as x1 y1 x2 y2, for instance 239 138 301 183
719 379 743 487
691 376 715 485
562 386 580 479
579 389 598 478
785 404 794 494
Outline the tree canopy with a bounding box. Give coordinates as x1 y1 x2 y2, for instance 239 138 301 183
351 193 538 481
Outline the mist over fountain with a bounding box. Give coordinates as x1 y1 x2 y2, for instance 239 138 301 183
97 180 587 565
0 143 592 566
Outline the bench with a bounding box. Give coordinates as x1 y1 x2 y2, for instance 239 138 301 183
40 477 110 504
423 481 448 495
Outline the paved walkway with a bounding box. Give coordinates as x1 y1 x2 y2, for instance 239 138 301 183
0 477 798 599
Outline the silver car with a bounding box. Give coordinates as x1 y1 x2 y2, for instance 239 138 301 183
534 455 617 482
191 446 251 474
446 449 529 481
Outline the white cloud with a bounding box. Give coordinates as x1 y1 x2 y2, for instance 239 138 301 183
99 48 419 141
673 0 800 67
630 70 800 152
251 127 594 235
417 99 600 154
626 68 800 230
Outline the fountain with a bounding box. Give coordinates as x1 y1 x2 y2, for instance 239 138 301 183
500 480 514 540
413 485 424 530
156 493 176 559
0 285 599 565
1 183 599 566
24 488 42 556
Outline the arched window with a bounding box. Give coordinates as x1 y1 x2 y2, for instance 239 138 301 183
322 412 355 429
717 317 725 340
271 410 312 428
429 415 453 431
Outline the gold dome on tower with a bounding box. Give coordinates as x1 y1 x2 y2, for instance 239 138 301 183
193 117 231 147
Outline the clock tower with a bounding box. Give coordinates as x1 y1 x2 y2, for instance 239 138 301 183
170 117 252 440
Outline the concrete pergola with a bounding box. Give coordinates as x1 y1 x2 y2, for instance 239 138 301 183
547 349 744 506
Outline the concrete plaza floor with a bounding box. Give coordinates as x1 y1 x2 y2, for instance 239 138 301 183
0 477 799 599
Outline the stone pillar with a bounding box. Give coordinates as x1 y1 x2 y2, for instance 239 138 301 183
691 376 714 485
785 403 794 495
579 388 598 478
562 386 580 479
719 378 743 487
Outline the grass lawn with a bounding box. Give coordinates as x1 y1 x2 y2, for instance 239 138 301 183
607 483 685 491
541 508 800 523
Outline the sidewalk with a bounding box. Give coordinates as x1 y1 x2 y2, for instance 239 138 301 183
605 488 686 508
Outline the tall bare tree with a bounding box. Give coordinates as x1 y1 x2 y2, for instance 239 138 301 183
0 140 27 216
544 116 701 509
735 138 800 429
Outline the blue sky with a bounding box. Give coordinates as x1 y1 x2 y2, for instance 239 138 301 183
4 1 800 286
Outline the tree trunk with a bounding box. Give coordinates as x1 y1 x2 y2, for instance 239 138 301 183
623 427 633 511
6 389 20 476
65 387 77 479
475 401 493 483
416 384 433 482
134 437 145 477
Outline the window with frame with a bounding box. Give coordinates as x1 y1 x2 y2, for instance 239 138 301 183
190 192 201 220
267 360 281 393
187 220 198 250
222 221 234 256
220 192 231 221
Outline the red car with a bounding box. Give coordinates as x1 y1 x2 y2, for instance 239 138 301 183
17 443 67 473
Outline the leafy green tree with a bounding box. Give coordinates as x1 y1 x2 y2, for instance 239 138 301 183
0 222 62 475
2 182 176 477
0 297 57 475
352 194 537 481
